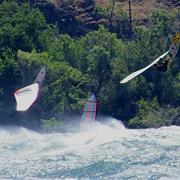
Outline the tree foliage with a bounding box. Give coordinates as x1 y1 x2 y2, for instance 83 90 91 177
0 1 179 128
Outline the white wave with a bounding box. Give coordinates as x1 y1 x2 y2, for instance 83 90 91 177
0 118 180 179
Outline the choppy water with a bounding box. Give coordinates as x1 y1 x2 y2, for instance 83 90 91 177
0 118 180 179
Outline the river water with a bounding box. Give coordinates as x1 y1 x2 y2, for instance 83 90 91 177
0 118 180 179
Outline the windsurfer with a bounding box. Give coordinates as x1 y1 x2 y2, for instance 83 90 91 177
154 58 170 72
154 46 175 72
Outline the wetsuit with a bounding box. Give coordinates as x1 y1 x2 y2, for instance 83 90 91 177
154 59 169 72
154 50 173 72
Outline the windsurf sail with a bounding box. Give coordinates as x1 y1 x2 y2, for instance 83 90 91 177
120 51 169 84
169 32 180 60
81 94 97 123
14 83 39 111
34 66 46 86
172 32 180 46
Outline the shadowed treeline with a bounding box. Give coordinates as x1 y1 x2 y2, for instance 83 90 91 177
0 0 179 128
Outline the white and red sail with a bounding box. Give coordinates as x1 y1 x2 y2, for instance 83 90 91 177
14 83 39 111
14 66 46 111
81 94 98 123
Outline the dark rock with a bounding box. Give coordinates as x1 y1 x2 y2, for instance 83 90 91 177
26 0 108 36
15 0 179 37
156 0 180 7
172 115 180 126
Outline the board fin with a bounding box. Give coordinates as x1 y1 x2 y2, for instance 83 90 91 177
120 51 169 83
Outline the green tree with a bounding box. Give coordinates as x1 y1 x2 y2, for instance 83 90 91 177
0 1 53 51
17 50 89 117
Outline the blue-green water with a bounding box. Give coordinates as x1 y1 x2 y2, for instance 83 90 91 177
0 119 180 179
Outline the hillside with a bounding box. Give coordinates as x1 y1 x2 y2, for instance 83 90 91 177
28 0 107 36
96 0 180 26
26 0 179 37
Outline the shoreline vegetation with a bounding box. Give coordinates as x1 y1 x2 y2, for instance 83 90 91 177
0 0 179 129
